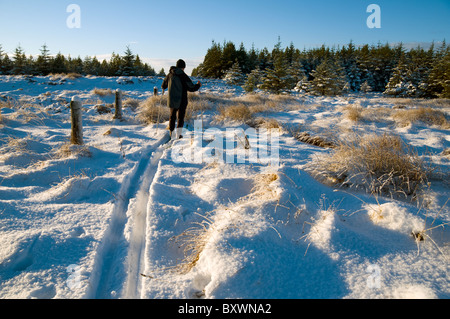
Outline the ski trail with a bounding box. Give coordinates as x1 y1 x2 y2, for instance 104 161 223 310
85 133 170 299
122 144 167 299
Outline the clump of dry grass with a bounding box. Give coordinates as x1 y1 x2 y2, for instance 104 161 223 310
251 172 279 199
217 103 253 123
171 215 213 274
95 104 113 114
345 105 363 122
49 73 82 81
0 136 28 155
123 98 140 110
344 105 394 124
186 93 213 121
249 117 282 129
393 107 449 129
91 88 113 97
52 143 92 159
309 133 430 201
137 95 170 125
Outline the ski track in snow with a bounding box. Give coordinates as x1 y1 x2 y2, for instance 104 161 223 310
86 133 170 299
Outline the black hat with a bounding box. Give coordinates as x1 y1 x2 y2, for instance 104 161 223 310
176 59 186 69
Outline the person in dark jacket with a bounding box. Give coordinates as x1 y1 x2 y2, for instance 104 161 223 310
162 59 201 139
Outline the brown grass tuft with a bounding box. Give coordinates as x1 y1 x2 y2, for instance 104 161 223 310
217 103 253 123
249 117 282 129
345 105 363 122
53 143 92 159
393 107 449 129
308 133 430 200
123 98 140 110
171 215 213 274
251 173 279 199
137 95 170 125
91 88 113 97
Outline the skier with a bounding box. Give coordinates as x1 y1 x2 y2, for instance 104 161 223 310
162 59 201 139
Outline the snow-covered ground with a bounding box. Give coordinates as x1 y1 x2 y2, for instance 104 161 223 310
0 75 448 299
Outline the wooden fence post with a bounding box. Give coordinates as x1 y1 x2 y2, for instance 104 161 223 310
70 96 83 145
114 89 123 120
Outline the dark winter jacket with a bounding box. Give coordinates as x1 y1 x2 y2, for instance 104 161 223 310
162 67 200 109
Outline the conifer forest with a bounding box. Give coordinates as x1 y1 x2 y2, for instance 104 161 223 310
0 39 449 98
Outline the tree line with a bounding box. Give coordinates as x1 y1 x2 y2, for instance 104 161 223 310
192 39 449 98
0 44 164 77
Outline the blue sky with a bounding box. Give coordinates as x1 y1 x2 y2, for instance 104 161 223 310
1 0 449 74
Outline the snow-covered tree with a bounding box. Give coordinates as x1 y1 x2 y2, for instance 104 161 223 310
384 56 410 97
224 59 245 86
384 47 434 98
259 53 292 94
310 59 348 96
344 62 362 92
294 75 312 94
426 43 450 98
243 66 264 92
286 59 306 90
360 80 373 93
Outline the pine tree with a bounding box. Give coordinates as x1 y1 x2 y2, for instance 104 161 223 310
108 53 122 76
356 44 376 92
339 41 361 91
70 56 83 74
383 48 432 98
201 41 223 78
12 46 27 75
294 75 312 94
36 44 52 75
52 52 67 74
310 59 348 96
221 41 238 76
99 60 110 76
25 55 36 75
286 59 306 90
426 41 450 98
134 55 144 76
360 80 373 93
243 66 264 92
82 56 93 75
3 55 12 75
224 59 245 86
119 46 136 76
0 45 4 74
384 55 409 97
259 53 291 94
158 68 166 77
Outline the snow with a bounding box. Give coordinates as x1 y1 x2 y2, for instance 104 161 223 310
0 75 449 299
